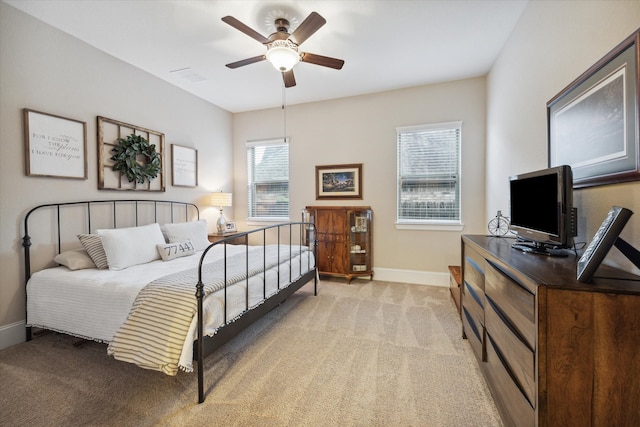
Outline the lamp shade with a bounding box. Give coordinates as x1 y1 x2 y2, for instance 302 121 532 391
210 192 232 207
266 40 300 72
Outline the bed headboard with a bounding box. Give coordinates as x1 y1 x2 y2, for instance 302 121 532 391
23 199 199 282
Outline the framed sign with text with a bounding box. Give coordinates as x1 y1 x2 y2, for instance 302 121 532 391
171 144 198 187
24 109 87 179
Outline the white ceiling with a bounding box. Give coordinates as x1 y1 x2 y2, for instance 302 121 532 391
5 0 528 113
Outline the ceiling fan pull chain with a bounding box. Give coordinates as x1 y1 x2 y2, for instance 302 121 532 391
282 84 287 143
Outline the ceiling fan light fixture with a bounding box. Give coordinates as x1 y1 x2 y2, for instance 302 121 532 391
266 40 300 72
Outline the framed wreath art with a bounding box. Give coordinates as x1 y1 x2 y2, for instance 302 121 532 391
98 116 165 191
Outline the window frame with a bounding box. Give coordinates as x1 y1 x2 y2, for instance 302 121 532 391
395 121 463 231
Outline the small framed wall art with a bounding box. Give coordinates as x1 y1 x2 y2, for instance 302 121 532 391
171 144 198 187
315 163 363 200
23 109 87 179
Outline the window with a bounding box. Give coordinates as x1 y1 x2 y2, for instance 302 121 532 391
396 121 461 224
247 138 289 220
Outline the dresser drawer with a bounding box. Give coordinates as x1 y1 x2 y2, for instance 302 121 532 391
462 281 484 327
464 254 485 296
462 306 484 362
485 335 535 427
485 260 535 349
485 296 535 406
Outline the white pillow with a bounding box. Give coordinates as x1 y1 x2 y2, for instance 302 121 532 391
157 240 196 261
161 220 209 251
97 223 166 271
54 249 96 270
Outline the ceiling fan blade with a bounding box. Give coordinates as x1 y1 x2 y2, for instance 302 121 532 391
225 55 266 69
300 52 344 70
283 70 296 88
221 16 270 44
289 12 326 46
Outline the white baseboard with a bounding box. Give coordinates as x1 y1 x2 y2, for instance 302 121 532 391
372 268 449 287
0 320 26 350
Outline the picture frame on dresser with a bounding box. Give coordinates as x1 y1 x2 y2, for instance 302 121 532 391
577 206 638 282
23 109 88 179
547 28 640 188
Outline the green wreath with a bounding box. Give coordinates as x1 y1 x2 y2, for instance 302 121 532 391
111 134 161 184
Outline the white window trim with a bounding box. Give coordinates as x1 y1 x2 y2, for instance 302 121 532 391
396 121 462 134
246 137 288 148
395 221 464 231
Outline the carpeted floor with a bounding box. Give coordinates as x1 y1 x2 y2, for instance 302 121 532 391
0 279 503 426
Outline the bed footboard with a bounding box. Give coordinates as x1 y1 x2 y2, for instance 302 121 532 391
195 222 317 403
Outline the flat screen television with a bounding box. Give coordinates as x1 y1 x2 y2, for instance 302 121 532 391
509 165 576 256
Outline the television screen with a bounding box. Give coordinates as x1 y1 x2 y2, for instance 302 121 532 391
508 165 575 254
510 173 559 236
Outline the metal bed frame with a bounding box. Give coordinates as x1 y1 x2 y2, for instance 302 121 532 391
22 199 317 403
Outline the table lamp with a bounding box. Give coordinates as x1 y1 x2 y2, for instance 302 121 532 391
210 192 233 233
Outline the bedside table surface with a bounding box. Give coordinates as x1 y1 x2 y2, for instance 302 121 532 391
208 231 244 243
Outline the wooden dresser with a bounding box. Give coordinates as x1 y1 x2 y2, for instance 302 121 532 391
305 206 373 283
461 235 640 427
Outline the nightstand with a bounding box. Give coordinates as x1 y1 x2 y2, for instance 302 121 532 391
208 231 245 245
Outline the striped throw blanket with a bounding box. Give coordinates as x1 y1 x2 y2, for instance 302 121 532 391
107 245 304 375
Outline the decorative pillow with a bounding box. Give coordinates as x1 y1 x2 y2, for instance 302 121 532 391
161 220 209 251
97 223 166 271
77 234 109 269
156 240 196 261
54 248 97 270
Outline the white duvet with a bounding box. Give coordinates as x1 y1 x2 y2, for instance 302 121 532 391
27 244 315 371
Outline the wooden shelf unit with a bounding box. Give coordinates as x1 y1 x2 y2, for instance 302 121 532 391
305 206 373 283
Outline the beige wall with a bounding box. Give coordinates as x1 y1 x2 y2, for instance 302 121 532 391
3 0 640 349
232 77 488 281
487 1 640 275
0 3 233 348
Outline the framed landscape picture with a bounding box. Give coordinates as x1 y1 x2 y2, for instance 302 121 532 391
316 163 363 200
547 29 639 188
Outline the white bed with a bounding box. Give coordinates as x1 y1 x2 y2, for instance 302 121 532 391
27 243 315 372
22 199 317 402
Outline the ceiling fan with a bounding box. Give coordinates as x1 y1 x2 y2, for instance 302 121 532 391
222 11 344 88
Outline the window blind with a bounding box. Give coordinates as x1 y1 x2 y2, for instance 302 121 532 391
247 138 289 219
397 122 461 222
